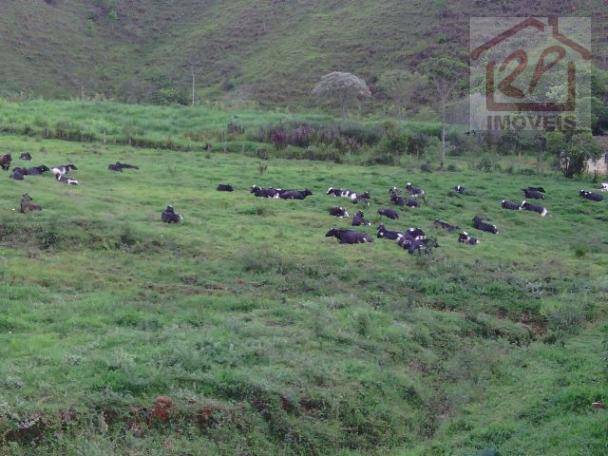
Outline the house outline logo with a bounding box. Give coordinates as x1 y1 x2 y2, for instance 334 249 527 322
471 17 592 113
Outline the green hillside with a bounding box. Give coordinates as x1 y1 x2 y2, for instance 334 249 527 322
1 1 606 108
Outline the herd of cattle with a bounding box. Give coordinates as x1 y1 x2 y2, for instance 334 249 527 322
3 151 606 255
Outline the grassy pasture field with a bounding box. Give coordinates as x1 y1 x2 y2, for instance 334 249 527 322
0 134 606 455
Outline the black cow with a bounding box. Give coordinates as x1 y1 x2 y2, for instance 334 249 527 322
390 188 406 207
378 208 399 220
20 152 32 161
161 205 182 223
521 200 548 216
527 186 546 193
522 188 544 199
352 210 371 226
217 184 234 192
27 165 50 175
108 162 139 172
458 231 479 245
10 168 25 180
501 200 521 211
404 227 426 241
398 237 438 255
280 189 312 200
405 182 425 197
329 207 349 218
473 216 498 234
406 198 419 208
325 228 373 244
580 190 603 202
377 224 404 241
453 185 466 194
20 194 42 213
434 219 459 232
1 154 12 170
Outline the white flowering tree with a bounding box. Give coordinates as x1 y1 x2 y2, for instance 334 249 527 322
312 72 371 118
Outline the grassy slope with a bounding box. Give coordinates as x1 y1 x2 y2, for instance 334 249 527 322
0 133 606 454
1 1 606 105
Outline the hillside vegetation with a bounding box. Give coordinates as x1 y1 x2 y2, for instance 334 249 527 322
0 126 606 454
1 1 606 108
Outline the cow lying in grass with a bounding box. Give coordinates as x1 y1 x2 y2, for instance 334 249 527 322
453 185 466 194
251 186 282 198
27 165 50 175
108 162 139 172
405 182 425 197
217 184 234 192
521 201 548 216
327 187 370 204
0 154 12 170
473 216 498 234
20 194 42 213
522 187 544 199
377 224 404 241
329 207 349 218
352 210 371 226
398 236 438 255
501 200 521 211
20 152 32 161
56 174 79 185
161 205 182 223
280 189 312 200
389 187 405 207
434 219 459 232
52 164 78 178
325 228 373 244
458 231 479 245
580 190 604 202
378 208 399 220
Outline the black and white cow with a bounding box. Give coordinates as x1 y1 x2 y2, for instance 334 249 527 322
398 236 438 255
473 216 498 234
329 207 349 218
378 208 400 220
390 188 406 207
453 185 466 194
251 186 282 198
522 188 544 199
27 165 50 175
1 154 12 171
501 200 521 211
434 219 459 232
326 188 368 203
56 174 79 185
405 182 425 197
326 187 344 197
161 205 182 223
325 228 373 244
520 200 548 216
217 184 234 192
600 183 608 193
580 190 604 202
352 210 371 226
404 227 426 241
108 162 139 172
280 189 313 200
458 231 479 245
52 164 78 178
20 152 32 161
376 224 404 241
406 198 419 208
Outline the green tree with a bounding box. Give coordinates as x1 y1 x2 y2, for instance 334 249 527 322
312 72 371 119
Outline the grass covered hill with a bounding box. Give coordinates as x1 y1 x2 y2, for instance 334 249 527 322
1 1 606 106
0 126 606 454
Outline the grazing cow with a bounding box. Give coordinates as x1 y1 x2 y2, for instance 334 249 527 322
217 184 234 192
20 194 42 213
522 188 544 199
405 182 425 197
27 165 50 175
453 185 466 194
161 205 182 223
352 210 371 226
501 200 521 211
251 186 282 198
52 164 78 178
56 174 79 185
434 219 459 232
458 231 479 245
108 162 139 172
20 152 32 161
377 224 404 241
10 168 25 180
520 200 548 216
280 189 313 200
1 154 12 170
398 236 438 255
600 183 608 192
580 190 604 202
406 198 419 208
378 208 399 220
473 216 498 234
329 207 349 218
325 228 373 244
